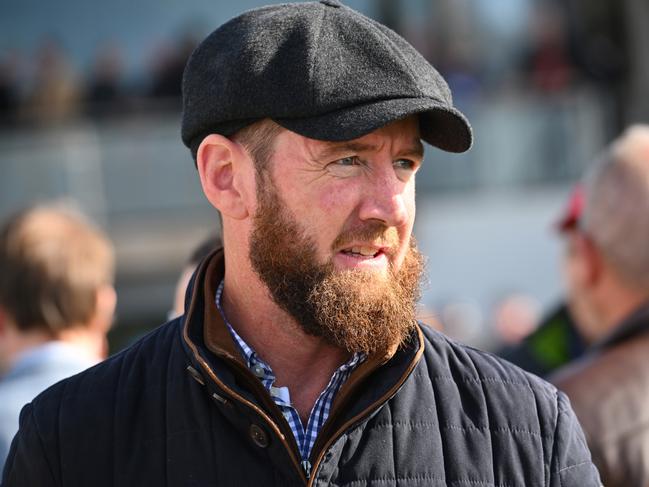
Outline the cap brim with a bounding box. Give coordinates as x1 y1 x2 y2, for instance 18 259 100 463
274 97 472 153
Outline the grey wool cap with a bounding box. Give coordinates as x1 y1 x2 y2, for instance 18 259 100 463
181 0 473 158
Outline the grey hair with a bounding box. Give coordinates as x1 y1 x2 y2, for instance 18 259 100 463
581 125 649 289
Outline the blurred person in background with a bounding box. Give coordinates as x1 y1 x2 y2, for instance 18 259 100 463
520 2 576 95
496 187 588 377
85 42 126 118
551 125 649 487
498 301 585 378
3 2 599 485
148 31 199 102
0 204 116 472
170 233 222 319
20 38 81 124
0 50 20 126
492 292 541 347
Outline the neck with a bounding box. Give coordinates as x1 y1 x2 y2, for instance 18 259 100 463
221 257 350 423
588 269 649 343
57 327 107 361
594 291 649 342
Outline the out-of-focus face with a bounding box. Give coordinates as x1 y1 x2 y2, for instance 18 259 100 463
171 264 195 319
247 116 425 354
561 229 598 343
0 307 10 373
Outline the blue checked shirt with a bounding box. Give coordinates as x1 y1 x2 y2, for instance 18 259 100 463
216 281 364 462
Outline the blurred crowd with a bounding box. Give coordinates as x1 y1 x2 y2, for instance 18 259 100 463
0 0 630 131
0 32 198 126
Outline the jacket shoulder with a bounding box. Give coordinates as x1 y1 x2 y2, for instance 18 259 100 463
419 323 557 400
28 318 184 427
2 319 197 486
414 324 600 485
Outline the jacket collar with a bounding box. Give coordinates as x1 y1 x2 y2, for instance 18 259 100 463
593 300 649 351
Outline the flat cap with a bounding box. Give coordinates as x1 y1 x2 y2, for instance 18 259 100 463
182 0 472 158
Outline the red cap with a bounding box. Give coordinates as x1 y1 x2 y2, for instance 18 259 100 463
556 185 584 232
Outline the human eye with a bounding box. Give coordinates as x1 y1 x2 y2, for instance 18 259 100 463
326 156 363 177
393 158 421 182
394 158 417 170
335 156 360 166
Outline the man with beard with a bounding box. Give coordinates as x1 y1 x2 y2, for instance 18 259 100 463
3 2 599 486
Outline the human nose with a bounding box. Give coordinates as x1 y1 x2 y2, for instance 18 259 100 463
357 168 411 228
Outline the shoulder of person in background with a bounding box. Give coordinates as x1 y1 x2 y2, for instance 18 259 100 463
497 302 587 377
0 203 116 474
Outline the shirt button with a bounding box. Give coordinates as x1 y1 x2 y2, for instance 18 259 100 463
252 365 265 378
249 424 269 448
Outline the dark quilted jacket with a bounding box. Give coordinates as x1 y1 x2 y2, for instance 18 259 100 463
2 252 600 486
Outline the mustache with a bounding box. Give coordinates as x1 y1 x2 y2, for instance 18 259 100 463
331 222 401 254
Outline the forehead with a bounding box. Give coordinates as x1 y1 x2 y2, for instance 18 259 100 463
274 116 422 160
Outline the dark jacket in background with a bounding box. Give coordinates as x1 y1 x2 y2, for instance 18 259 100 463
552 304 649 487
3 251 600 486
497 302 587 378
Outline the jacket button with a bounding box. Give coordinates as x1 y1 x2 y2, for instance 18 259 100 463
252 364 265 378
249 424 269 448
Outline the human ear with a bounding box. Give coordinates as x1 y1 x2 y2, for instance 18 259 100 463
93 285 117 333
577 233 603 286
196 134 250 220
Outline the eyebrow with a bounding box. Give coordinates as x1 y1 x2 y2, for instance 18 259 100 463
400 140 425 160
315 139 425 161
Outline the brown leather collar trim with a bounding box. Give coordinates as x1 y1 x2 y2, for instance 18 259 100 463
181 250 306 481
309 324 425 475
331 324 424 412
200 252 246 364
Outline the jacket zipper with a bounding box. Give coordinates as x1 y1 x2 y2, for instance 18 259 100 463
204 358 307 482
181 254 307 482
305 329 424 486
301 460 312 479
182 258 423 485
192 343 420 485
186 346 307 483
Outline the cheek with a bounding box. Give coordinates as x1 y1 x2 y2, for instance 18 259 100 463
319 182 355 214
394 209 417 269
278 182 353 248
560 251 572 285
406 193 416 228
310 181 363 236
562 251 589 313
319 192 337 215
400 186 417 234
402 179 416 219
